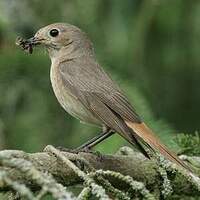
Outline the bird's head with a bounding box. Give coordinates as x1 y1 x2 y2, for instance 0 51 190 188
17 23 93 59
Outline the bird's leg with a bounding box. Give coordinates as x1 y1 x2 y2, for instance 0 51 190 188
57 127 114 154
76 128 114 150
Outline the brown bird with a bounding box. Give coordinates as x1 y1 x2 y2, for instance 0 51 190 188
21 23 190 171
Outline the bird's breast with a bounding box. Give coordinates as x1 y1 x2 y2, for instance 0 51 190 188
50 61 100 126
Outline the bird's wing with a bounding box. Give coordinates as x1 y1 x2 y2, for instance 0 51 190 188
59 59 192 171
59 59 150 157
59 59 142 124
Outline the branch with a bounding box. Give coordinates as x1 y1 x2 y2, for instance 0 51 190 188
0 145 199 199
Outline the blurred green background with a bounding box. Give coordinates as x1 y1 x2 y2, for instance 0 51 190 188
0 0 199 154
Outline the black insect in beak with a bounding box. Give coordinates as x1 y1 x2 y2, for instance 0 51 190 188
15 36 42 54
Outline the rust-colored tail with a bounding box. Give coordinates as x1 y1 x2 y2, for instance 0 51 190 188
126 121 191 171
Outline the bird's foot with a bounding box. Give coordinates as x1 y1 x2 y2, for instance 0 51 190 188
56 146 78 153
56 146 103 160
76 147 103 161
56 146 96 154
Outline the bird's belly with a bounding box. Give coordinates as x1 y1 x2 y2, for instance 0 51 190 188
59 89 99 125
50 65 100 125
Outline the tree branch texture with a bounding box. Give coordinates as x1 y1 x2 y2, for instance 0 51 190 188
0 145 199 199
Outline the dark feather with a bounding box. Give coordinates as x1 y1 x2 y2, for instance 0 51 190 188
59 59 148 156
58 58 191 171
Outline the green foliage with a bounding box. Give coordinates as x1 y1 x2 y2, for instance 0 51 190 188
0 1 199 199
0 50 176 154
0 0 198 158
175 132 200 156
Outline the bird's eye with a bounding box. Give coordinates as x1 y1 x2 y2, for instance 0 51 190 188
49 29 59 37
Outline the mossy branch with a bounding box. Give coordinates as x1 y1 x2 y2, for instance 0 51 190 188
0 145 199 199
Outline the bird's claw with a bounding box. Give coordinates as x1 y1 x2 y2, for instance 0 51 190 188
56 146 94 154
56 146 103 160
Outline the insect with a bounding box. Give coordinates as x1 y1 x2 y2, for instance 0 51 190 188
15 36 33 54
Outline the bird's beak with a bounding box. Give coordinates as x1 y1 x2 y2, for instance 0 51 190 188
26 37 43 46
16 36 44 54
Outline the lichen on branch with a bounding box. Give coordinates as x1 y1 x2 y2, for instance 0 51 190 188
0 146 199 199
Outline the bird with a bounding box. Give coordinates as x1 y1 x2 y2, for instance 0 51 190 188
21 23 190 171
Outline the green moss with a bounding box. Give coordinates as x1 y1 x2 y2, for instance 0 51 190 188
175 132 200 156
